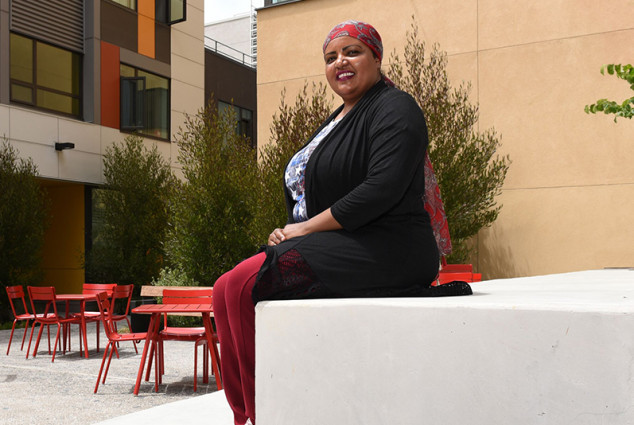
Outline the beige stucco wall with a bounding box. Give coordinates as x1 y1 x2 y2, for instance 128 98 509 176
170 0 205 177
256 0 634 279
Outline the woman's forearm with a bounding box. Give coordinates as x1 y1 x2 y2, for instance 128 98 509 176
300 208 342 234
268 208 343 246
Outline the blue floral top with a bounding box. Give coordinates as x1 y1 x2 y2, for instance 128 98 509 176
285 118 341 222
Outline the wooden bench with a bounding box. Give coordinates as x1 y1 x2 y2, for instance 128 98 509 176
139 285 214 317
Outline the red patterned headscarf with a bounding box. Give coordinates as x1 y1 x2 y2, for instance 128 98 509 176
323 20 384 61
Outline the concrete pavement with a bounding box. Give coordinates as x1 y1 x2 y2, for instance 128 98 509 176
0 324 232 424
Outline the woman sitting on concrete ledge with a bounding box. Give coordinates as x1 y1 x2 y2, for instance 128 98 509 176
212 20 471 425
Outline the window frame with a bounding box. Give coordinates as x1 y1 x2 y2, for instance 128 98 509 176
120 76 146 131
9 32 83 119
119 64 171 141
155 0 187 25
218 100 255 148
106 0 137 12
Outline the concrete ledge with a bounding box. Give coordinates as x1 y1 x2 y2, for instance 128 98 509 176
94 390 233 425
255 269 634 425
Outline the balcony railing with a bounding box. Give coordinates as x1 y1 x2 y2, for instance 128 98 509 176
204 36 257 68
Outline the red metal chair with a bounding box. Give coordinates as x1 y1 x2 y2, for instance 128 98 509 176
435 257 482 286
110 284 138 354
5 286 38 355
72 283 117 352
149 288 221 391
26 286 81 362
93 291 149 393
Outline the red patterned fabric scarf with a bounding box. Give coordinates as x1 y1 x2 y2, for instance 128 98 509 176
382 79 453 256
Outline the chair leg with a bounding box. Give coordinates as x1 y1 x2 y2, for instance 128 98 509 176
6 320 18 355
94 342 111 393
51 324 62 362
62 322 67 353
103 342 117 384
125 317 138 354
160 340 165 376
154 342 160 392
20 319 31 351
26 321 38 359
47 324 52 355
194 342 199 392
31 322 46 359
96 321 100 352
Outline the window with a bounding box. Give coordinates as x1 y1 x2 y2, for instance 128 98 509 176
10 33 81 118
218 101 254 147
156 0 186 25
120 64 170 140
110 0 136 9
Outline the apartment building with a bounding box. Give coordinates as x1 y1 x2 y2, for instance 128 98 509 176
0 0 205 292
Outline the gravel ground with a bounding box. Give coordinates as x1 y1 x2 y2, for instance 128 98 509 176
0 323 220 424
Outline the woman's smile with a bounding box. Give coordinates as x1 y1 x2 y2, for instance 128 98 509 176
336 71 355 81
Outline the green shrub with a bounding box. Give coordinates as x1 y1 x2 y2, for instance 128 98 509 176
85 135 176 294
0 139 50 322
167 103 259 285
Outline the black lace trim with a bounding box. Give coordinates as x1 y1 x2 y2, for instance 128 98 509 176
252 249 335 302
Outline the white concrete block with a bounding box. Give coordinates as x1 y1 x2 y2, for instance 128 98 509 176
256 270 634 425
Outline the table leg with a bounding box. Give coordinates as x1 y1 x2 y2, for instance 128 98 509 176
134 313 160 395
63 300 70 353
80 300 89 358
202 313 222 389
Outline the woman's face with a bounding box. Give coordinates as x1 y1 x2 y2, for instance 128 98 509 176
324 36 381 109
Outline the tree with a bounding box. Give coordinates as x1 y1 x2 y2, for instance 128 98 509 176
253 82 334 242
166 103 259 285
0 139 50 321
387 21 510 263
85 135 176 293
585 64 634 122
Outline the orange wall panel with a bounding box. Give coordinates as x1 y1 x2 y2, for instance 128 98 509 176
100 41 120 129
41 183 85 293
138 0 156 58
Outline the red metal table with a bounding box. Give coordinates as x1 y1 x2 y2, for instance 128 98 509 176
56 293 96 359
131 303 220 395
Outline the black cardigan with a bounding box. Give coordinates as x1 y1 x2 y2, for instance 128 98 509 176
254 80 440 301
